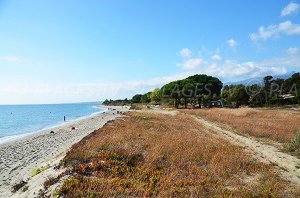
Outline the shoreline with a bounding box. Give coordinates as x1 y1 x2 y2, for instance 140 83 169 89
0 105 129 197
0 106 107 146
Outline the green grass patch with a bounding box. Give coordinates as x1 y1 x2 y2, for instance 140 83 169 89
286 131 300 153
31 165 50 177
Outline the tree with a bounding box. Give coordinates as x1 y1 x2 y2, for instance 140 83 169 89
160 74 222 108
270 78 284 105
141 92 151 104
247 84 264 107
221 85 231 104
283 72 300 104
161 80 182 108
131 94 143 103
231 85 249 105
221 84 249 106
184 74 223 108
263 76 273 105
150 88 161 104
180 79 193 108
103 99 109 105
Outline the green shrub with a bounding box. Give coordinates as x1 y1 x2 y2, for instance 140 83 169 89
286 131 300 152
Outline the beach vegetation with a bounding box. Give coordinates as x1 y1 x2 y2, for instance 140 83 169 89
12 180 28 193
52 112 291 197
44 176 60 189
31 165 50 177
286 131 300 154
184 108 300 147
22 186 29 192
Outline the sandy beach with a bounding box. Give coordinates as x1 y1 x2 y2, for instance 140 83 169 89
0 106 129 197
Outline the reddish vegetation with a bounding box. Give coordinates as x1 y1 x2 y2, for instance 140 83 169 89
184 108 300 143
57 112 289 197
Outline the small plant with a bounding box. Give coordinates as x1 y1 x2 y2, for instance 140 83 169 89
31 165 50 177
286 131 300 152
12 180 27 193
22 186 29 192
44 176 60 189
129 104 142 110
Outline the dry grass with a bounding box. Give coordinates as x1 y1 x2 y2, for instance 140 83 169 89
184 108 300 143
56 112 290 197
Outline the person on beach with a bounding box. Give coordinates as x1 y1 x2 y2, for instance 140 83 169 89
64 116 66 122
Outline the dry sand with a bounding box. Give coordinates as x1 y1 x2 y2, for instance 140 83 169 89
0 105 129 198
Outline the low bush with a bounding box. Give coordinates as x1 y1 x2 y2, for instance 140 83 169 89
12 180 27 193
286 131 300 153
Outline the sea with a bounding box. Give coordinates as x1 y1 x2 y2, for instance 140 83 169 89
0 102 105 144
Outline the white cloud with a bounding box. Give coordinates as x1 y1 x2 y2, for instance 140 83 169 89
279 20 300 34
2 56 20 63
178 48 192 58
287 47 299 55
262 47 300 67
227 39 237 48
250 25 278 41
250 20 300 41
176 48 300 81
211 54 222 61
177 58 206 70
281 2 300 16
217 60 287 78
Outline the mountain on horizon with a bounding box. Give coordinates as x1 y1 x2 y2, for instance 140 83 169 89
224 71 297 86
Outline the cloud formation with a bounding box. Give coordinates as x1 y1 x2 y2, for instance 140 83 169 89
177 58 206 70
250 20 300 41
211 54 222 61
176 48 300 81
281 2 300 16
227 39 237 48
250 2 300 41
261 47 300 68
178 48 192 58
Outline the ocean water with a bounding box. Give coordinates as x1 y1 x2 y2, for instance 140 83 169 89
0 102 105 144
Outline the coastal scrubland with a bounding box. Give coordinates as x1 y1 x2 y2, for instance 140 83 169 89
52 111 294 197
183 108 300 153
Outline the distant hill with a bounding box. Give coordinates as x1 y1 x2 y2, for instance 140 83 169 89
224 71 297 86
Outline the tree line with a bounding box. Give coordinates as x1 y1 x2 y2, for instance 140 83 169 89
103 73 300 108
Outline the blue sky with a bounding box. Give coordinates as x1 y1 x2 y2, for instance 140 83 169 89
0 0 299 104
